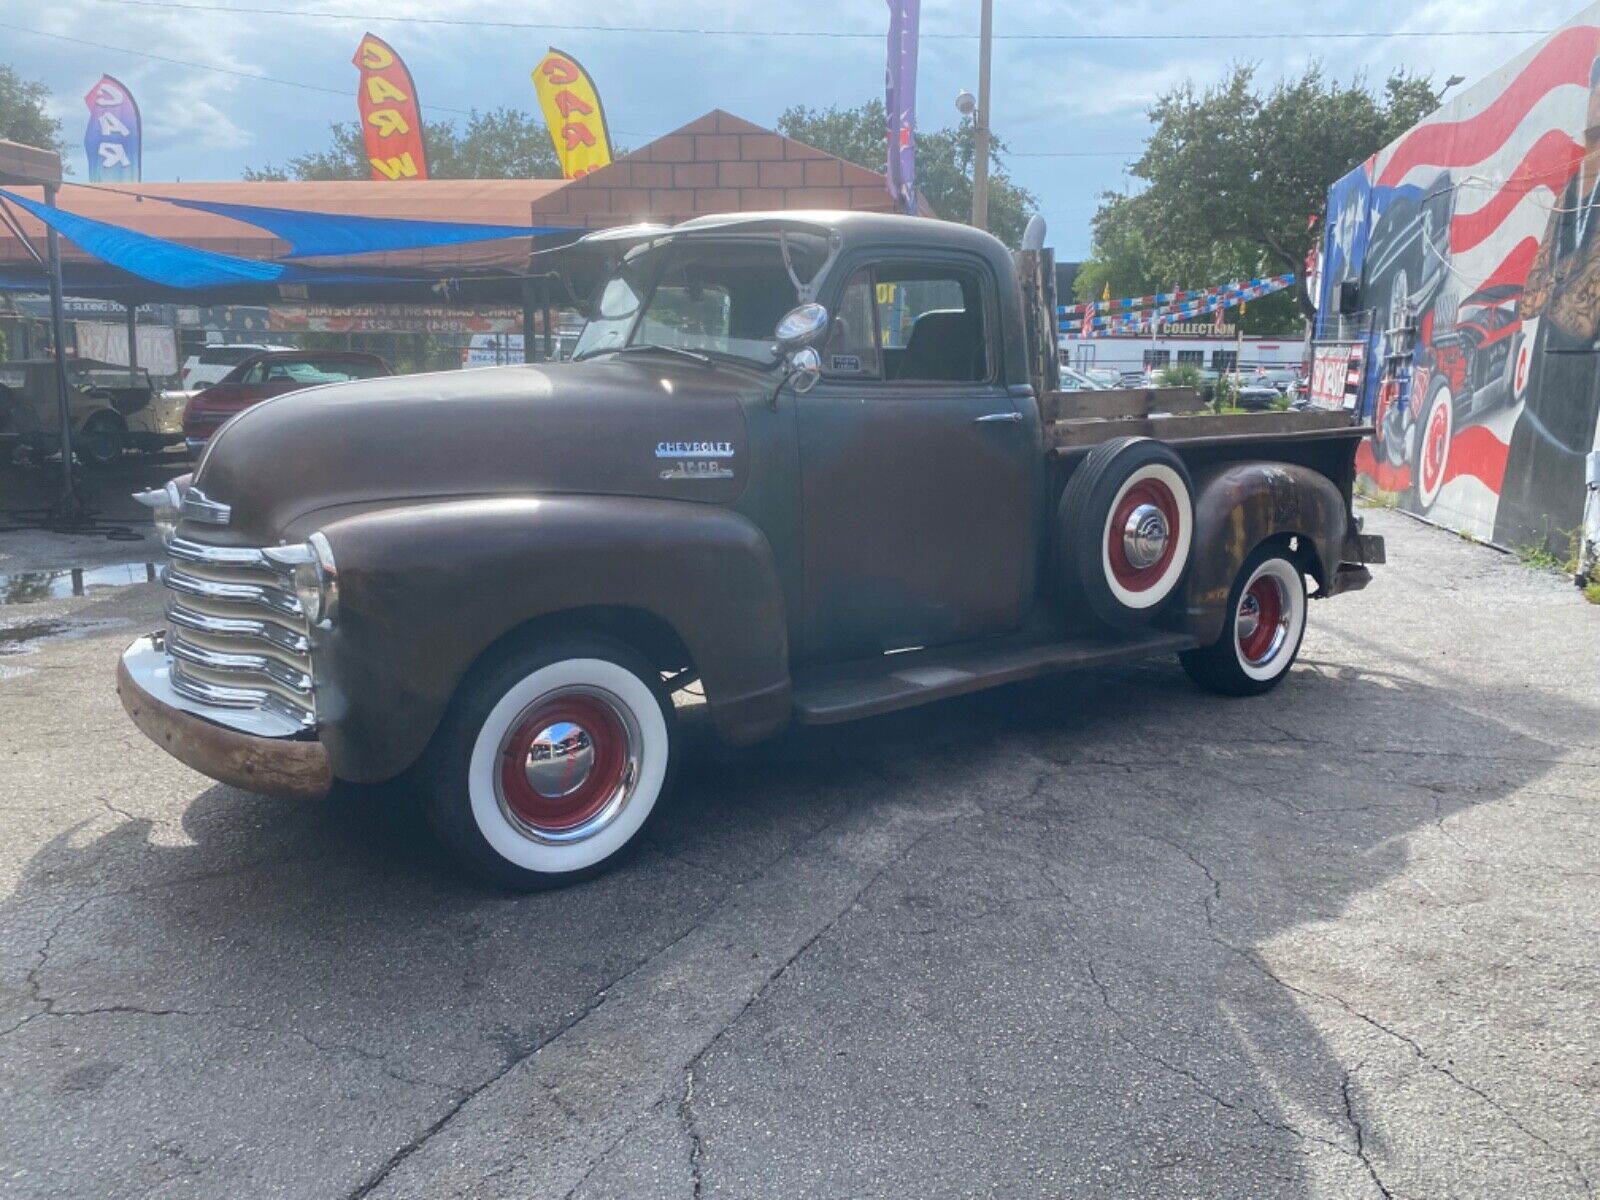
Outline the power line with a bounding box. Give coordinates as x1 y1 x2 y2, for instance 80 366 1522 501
62 0 1557 41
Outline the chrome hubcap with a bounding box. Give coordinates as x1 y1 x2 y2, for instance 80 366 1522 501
1237 595 1261 641
1122 503 1170 571
522 721 596 799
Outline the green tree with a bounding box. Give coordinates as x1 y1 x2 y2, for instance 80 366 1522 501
246 107 565 180
0 64 64 156
1079 63 1439 327
776 99 1038 248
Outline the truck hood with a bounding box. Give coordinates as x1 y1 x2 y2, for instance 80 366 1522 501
190 356 763 542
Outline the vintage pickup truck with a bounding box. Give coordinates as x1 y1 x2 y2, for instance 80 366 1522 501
118 212 1382 888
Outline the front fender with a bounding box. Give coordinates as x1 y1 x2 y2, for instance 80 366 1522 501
310 495 790 782
1177 461 1352 646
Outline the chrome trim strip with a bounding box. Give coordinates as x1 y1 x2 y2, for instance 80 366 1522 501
167 537 286 574
167 632 313 694
161 565 304 618
165 601 310 656
169 662 315 729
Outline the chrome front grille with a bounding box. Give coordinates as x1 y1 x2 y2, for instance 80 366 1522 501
160 536 315 731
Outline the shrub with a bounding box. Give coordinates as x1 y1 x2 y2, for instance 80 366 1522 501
1156 363 1203 389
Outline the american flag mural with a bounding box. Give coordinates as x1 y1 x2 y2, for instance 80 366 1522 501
1317 8 1600 552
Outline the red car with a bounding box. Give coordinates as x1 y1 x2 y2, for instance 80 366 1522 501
184 350 392 454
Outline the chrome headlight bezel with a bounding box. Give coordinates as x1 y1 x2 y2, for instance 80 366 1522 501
264 532 339 628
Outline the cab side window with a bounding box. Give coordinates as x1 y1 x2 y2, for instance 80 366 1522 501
821 269 881 380
876 266 989 383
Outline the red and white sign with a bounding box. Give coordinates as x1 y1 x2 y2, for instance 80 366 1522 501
1309 343 1363 410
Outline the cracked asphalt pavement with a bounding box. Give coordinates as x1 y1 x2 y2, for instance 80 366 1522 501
1 506 1597 1199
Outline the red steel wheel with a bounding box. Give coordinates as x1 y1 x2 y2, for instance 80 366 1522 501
497 692 633 837
1180 544 1307 696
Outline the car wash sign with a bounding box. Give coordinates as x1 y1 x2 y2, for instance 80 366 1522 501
83 75 141 183
353 33 430 181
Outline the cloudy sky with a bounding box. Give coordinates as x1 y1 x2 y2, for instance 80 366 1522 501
0 0 1583 256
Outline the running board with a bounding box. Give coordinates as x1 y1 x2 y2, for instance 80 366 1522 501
791 628 1199 725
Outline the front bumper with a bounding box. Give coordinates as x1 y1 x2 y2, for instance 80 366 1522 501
117 635 332 799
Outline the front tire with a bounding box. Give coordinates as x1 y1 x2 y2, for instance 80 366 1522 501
1413 379 1453 512
1179 544 1308 696
422 636 676 889
78 414 125 468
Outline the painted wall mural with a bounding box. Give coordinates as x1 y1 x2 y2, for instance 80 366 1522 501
1318 7 1600 553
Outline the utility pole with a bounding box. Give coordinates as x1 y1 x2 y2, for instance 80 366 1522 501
970 0 993 230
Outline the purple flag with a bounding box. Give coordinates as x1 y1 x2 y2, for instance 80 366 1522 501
884 0 919 214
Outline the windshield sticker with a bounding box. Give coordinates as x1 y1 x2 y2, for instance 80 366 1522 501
656 441 733 458
830 354 861 373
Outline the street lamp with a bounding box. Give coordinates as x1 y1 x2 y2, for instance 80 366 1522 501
963 0 994 231
1440 73 1467 100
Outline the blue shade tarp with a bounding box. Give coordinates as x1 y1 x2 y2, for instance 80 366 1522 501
0 189 391 291
160 198 572 259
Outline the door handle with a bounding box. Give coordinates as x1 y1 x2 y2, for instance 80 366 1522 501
973 411 1024 423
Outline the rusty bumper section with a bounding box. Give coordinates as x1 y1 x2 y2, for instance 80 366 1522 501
1324 531 1385 597
117 636 332 799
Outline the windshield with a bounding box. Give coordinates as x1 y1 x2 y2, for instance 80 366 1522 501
573 235 823 366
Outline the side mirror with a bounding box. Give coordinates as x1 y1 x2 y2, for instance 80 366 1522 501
775 302 829 348
788 347 822 393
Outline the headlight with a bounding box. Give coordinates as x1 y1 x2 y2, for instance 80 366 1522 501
264 532 339 628
132 479 182 546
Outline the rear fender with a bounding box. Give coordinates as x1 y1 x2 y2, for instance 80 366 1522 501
1177 461 1351 646
307 495 791 782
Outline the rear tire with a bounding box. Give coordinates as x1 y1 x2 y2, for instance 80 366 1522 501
421 636 676 890
1179 543 1308 697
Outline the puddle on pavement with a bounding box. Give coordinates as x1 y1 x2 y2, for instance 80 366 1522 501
0 561 159 605
0 620 67 654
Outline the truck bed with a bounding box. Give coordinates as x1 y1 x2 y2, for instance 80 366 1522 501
1041 387 1362 454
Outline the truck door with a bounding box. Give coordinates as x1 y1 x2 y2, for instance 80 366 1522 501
795 258 1040 661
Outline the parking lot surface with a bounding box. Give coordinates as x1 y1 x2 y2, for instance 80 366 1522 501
1 506 1597 1199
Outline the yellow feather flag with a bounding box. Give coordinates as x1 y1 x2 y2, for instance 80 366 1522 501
1102 281 1111 303
531 48 614 179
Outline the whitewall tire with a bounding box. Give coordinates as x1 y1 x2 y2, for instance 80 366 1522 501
424 638 675 888
1180 545 1308 696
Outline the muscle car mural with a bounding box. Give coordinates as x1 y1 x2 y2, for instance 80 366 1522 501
1318 9 1600 553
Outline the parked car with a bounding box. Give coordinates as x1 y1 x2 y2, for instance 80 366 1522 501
1057 366 1109 391
1254 367 1302 394
183 351 393 455
179 343 294 392
121 212 1382 889
0 357 184 466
